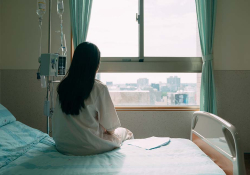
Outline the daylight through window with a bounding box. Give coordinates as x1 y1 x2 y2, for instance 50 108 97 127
87 0 201 107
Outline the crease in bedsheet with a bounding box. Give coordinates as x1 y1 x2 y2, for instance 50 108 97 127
2 128 27 145
0 121 49 169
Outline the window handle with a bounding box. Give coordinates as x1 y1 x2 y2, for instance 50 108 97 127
136 13 140 24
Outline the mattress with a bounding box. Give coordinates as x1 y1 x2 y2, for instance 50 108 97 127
0 121 225 175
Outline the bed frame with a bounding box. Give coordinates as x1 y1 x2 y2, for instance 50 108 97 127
191 111 246 175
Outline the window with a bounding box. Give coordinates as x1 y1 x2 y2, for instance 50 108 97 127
87 0 201 60
86 0 202 108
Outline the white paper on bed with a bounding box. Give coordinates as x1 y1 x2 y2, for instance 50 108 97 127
127 136 170 150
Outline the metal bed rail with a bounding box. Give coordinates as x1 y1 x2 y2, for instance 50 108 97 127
191 111 246 175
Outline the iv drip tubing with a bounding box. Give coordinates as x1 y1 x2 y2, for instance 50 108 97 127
46 0 52 135
39 24 42 59
57 15 66 56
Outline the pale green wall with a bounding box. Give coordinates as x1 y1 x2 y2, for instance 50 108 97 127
213 0 250 70
0 0 71 70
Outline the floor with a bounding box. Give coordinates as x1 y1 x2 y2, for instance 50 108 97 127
245 154 250 174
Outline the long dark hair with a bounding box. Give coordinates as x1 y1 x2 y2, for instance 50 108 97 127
57 42 100 115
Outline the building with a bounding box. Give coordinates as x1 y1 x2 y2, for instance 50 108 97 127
106 81 113 86
143 87 161 104
175 94 188 105
167 76 181 92
167 76 180 86
126 83 137 87
137 78 149 88
151 83 160 91
109 91 150 105
166 91 197 105
161 86 170 92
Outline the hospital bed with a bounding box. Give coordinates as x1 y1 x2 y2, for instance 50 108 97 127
0 104 246 175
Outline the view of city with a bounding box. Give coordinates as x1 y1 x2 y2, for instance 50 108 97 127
97 73 201 106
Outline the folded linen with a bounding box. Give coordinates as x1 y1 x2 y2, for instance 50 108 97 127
127 136 170 150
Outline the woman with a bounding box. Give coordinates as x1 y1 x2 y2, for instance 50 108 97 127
52 42 133 156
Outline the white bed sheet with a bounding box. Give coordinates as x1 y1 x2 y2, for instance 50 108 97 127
1 137 225 175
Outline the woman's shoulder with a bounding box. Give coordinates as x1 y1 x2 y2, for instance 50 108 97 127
85 80 107 104
93 79 108 92
89 80 108 102
95 79 107 88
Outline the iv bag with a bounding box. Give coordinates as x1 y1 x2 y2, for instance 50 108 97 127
37 0 46 18
41 75 47 88
57 0 64 16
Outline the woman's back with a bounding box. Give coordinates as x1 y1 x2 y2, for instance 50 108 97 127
52 80 122 156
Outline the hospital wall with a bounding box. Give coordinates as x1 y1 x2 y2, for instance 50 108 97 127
213 0 250 153
0 0 250 152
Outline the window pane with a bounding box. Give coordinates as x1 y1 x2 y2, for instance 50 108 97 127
96 73 201 106
87 0 138 57
144 0 201 57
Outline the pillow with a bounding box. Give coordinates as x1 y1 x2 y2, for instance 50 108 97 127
0 104 16 127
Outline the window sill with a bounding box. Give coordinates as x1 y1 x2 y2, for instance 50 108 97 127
115 106 200 111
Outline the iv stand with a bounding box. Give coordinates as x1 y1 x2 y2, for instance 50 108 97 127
45 0 64 135
46 0 52 135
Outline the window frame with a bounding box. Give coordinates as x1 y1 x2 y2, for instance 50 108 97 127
71 0 201 111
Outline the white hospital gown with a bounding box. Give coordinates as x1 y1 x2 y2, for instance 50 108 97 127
52 80 133 156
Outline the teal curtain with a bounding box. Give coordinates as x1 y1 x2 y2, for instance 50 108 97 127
70 0 93 50
195 0 217 114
